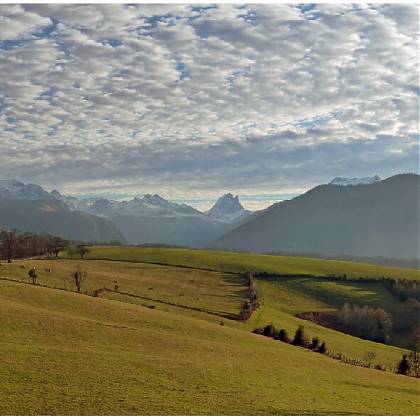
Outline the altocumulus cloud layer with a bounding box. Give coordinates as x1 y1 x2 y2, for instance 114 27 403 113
0 4 418 208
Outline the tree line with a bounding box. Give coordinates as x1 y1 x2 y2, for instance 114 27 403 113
0 230 69 262
339 303 393 344
385 278 420 301
0 230 90 262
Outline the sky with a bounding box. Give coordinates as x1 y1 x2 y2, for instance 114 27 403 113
0 3 418 211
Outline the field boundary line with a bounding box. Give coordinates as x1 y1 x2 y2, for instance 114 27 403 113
102 288 237 319
0 276 238 320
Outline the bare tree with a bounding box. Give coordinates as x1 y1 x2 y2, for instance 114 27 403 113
72 265 88 293
76 244 90 259
0 230 19 263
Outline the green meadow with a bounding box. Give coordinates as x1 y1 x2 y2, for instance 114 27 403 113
84 246 420 280
0 246 418 415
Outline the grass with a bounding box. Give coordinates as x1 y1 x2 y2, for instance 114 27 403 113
81 246 420 280
249 278 410 366
0 259 247 321
1 247 419 414
0 280 418 415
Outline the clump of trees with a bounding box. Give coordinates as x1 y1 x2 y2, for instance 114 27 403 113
65 244 91 260
339 303 393 344
0 230 69 262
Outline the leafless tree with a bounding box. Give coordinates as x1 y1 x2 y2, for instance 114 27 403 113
0 230 19 263
72 265 88 293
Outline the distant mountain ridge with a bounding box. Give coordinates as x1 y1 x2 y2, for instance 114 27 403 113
0 199 124 243
0 180 250 223
0 179 52 200
66 194 203 219
0 180 252 247
213 174 420 259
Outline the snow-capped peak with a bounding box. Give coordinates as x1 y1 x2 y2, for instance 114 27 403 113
0 179 52 200
329 175 381 186
207 193 251 222
209 193 243 213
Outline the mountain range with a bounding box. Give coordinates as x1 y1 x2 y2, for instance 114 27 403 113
0 180 252 246
1 174 418 259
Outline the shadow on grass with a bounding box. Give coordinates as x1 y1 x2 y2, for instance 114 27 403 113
339 380 419 396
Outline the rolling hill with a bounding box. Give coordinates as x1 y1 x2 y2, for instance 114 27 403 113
0 253 418 415
212 174 420 259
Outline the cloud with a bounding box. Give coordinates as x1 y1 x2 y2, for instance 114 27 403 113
0 4 51 40
0 4 418 208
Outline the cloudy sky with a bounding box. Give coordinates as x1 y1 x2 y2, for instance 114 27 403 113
0 3 418 210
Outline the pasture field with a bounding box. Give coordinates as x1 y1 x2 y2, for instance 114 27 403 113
250 278 409 366
0 280 418 415
0 247 419 415
0 259 247 322
82 246 420 280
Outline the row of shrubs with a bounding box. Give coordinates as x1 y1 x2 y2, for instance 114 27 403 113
253 322 419 377
238 272 260 321
253 324 327 354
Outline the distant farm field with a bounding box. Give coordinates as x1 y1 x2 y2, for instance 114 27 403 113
83 246 420 280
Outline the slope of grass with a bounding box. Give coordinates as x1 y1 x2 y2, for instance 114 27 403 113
0 259 247 320
250 278 409 365
5 255 413 367
82 246 420 280
0 280 418 415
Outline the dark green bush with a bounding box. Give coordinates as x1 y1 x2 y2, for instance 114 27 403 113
276 329 290 343
263 323 277 338
292 325 309 348
318 342 327 354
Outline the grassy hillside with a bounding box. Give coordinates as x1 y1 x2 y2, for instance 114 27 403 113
83 246 420 280
0 257 414 370
0 280 418 415
250 278 409 364
0 259 247 321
